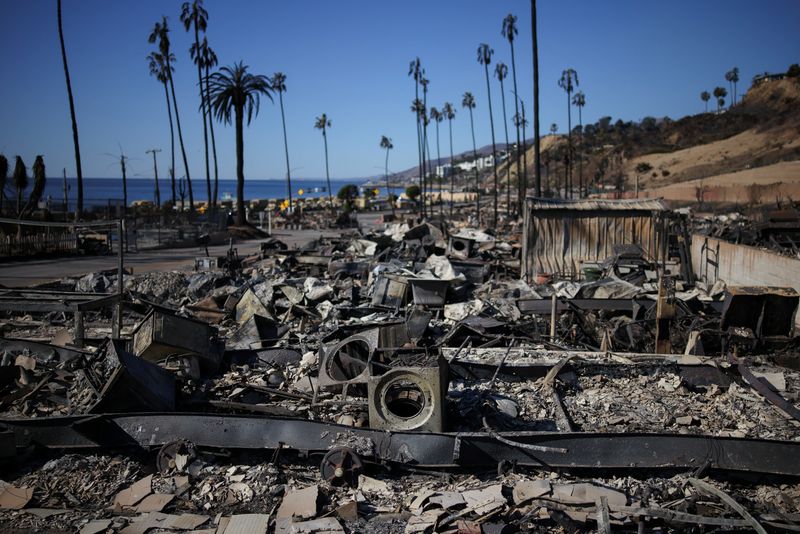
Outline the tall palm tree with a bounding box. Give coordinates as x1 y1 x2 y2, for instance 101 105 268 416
420 76 430 217
182 0 211 209
409 58 425 215
572 90 585 197
149 17 194 212
314 113 333 205
558 68 578 198
411 98 426 216
495 62 512 215
12 156 27 216
379 136 395 216
147 51 177 206
57 0 83 217
0 155 8 215
713 86 727 111
531 0 542 198
442 102 456 217
502 13 523 211
430 107 444 217
477 44 500 226
271 72 294 213
21 155 46 218
206 62 272 226
727 67 740 106
462 91 480 223
701 90 711 112
198 39 220 207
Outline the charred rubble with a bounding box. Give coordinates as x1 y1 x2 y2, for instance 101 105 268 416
1 212 800 533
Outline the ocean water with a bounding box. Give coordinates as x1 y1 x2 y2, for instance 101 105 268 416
39 177 371 208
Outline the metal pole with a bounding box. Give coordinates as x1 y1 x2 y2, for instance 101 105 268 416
114 218 124 338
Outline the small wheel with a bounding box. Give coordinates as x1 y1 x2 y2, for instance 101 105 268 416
156 439 197 474
320 447 363 487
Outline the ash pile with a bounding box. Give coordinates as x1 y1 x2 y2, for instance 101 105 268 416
1 209 800 533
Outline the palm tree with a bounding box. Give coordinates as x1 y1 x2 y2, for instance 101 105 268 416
420 76 430 217
206 62 273 226
181 0 211 209
0 155 7 215
12 156 27 215
558 68 578 198
531 0 542 198
411 98 426 216
724 69 741 107
314 113 333 205
21 155 46 218
57 0 83 217
462 91 480 223
713 86 727 111
494 62 512 215
198 39 220 208
271 72 294 213
430 107 444 217
502 13 523 211
572 90 585 197
701 90 711 112
380 136 395 216
442 102 456 217
550 123 558 135
149 17 194 212
514 99 529 199
409 58 425 214
477 44 500 226
147 51 177 206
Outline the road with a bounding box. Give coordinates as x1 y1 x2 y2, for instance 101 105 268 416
0 229 341 288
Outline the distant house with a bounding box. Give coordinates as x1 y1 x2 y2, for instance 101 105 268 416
454 151 509 173
752 72 786 86
435 163 453 178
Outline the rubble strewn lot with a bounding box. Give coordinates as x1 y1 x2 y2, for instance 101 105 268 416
2 209 800 532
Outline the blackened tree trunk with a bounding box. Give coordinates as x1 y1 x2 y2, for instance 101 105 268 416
57 0 83 218
532 0 542 197
235 104 245 225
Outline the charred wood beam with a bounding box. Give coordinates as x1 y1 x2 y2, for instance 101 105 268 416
3 413 800 477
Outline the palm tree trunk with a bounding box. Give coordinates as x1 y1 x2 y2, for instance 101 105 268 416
57 0 83 218
521 102 528 199
323 128 332 205
385 148 395 216
422 87 429 218
425 131 432 219
509 40 522 214
469 108 480 224
166 61 194 212
164 82 176 206
235 104 245 226
435 119 442 218
483 63 500 227
194 25 211 211
278 90 293 212
532 0 542 198
499 78 511 216
566 90 572 198
205 65 220 209
448 117 454 218
577 105 583 198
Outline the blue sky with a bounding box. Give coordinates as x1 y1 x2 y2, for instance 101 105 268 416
0 0 798 181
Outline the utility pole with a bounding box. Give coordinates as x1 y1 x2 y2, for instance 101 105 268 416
62 168 69 222
146 148 162 207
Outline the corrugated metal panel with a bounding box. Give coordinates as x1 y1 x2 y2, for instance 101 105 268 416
522 198 667 279
526 197 669 211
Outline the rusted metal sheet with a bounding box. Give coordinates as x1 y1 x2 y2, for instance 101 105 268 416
522 198 668 280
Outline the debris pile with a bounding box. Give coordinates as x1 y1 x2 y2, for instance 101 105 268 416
1 206 800 532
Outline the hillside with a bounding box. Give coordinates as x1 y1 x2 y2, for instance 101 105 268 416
494 76 800 203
